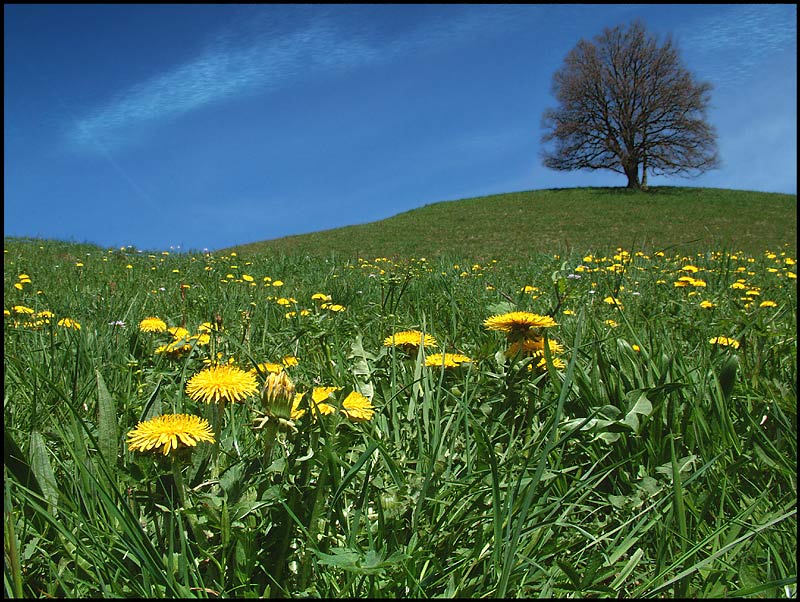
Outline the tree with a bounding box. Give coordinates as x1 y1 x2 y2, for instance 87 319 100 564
540 20 719 190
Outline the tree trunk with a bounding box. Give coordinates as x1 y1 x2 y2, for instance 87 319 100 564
624 163 641 189
641 156 648 190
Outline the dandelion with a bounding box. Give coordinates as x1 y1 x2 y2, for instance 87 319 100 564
139 316 167 333
309 387 341 417
250 362 285 377
341 391 375 422
155 340 192 359
506 337 564 358
709 337 740 349
127 414 215 455
58 318 81 330
424 353 473 368
186 365 259 405
190 333 211 346
168 326 191 340
383 330 438 350
12 305 35 315
290 393 307 420
759 300 777 308
535 356 567 371
603 296 624 309
198 321 221 333
699 300 716 309
261 371 296 421
483 312 557 336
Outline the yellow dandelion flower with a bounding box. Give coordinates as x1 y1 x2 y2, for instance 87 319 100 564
154 340 192 359
261 371 296 420
190 333 211 346
127 414 214 455
383 330 438 349
506 337 564 358
139 316 167 333
699 300 716 309
759 300 777 308
603 296 624 309
290 393 307 420
535 356 567 370
709 337 740 349
483 311 557 335
198 321 222 333
12 305 35 315
341 391 375 422
250 362 285 376
168 326 191 340
424 353 473 368
58 318 81 330
186 365 259 405
309 387 340 417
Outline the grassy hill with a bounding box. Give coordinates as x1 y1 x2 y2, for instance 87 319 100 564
229 187 797 262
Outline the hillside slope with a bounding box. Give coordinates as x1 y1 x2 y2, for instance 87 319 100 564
228 187 796 261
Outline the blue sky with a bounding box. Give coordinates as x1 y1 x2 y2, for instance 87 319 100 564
4 4 797 252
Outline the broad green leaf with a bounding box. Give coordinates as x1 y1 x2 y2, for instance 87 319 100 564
28 431 58 510
349 335 374 400
717 354 739 400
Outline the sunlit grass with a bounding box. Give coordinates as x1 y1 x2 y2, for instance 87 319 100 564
3 235 797 598
228 187 797 261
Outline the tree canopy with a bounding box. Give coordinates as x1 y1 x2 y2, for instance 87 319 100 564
541 21 719 190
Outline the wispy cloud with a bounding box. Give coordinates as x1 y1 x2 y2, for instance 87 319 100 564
68 6 539 153
676 4 796 88
69 17 372 150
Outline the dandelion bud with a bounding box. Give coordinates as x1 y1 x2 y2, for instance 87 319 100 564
262 371 296 420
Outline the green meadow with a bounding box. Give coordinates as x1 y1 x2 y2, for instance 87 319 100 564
3 187 797 598
229 187 797 261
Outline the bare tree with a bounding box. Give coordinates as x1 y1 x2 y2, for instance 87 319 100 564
541 21 719 190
